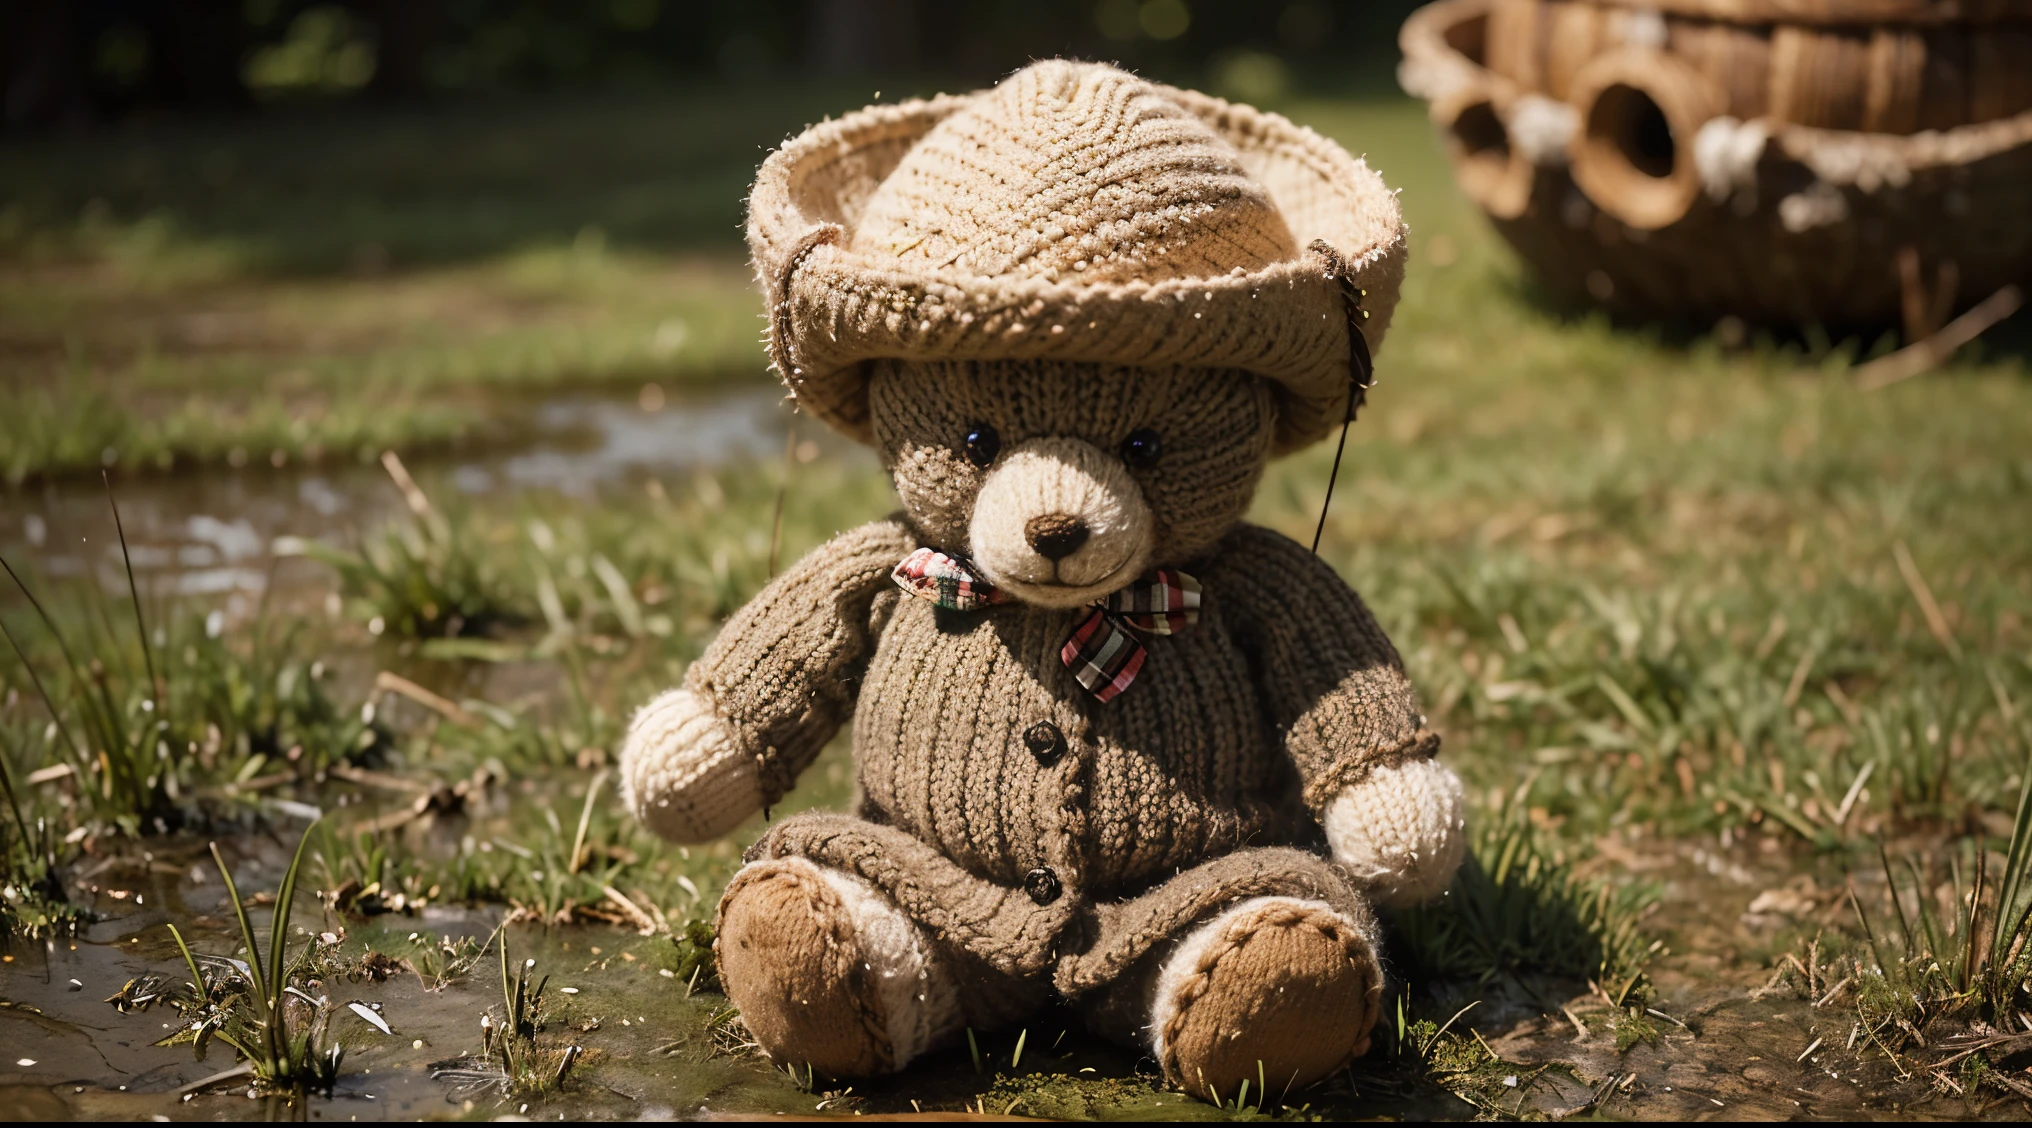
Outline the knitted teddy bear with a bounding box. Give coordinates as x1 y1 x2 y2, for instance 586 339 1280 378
621 60 1465 1102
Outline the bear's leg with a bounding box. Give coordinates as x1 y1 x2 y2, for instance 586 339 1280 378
1144 896 1383 1103
716 856 962 1078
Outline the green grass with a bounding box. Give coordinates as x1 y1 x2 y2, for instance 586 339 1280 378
0 80 905 484
0 248 762 483
4 79 2032 1113
12 82 2026 847
163 826 345 1097
1846 744 2032 1054
0 741 82 939
424 931 587 1101
1388 802 1658 1001
0 543 389 841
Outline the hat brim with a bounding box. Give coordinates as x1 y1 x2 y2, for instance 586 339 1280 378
746 84 1407 453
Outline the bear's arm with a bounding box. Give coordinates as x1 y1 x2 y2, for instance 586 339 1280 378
683 516 918 805
1210 523 1464 905
621 517 916 842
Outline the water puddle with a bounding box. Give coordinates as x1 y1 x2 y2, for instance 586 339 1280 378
4 820 2014 1121
1 384 861 610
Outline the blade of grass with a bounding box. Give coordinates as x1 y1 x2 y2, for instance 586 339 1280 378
499 929 514 1034
568 771 605 876
0 557 94 707
167 922 208 998
1991 738 2032 972
103 471 164 729
267 819 319 1034
1960 844 1986 995
0 618 91 785
2 557 149 812
0 720 34 838
1879 841 1918 963
209 840 273 1061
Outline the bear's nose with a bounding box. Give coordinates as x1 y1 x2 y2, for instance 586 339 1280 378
1025 513 1090 561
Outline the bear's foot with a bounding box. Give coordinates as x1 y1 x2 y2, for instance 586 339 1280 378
715 857 959 1078
1151 896 1383 1104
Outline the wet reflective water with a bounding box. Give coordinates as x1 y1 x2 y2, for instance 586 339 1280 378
1 385 849 609
4 833 2017 1121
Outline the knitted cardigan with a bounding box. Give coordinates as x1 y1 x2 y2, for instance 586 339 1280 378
686 515 1436 998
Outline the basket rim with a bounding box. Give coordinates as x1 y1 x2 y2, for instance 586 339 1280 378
1399 0 2032 182
1581 0 2032 28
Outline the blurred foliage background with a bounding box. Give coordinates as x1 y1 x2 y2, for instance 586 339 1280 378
2 0 1420 128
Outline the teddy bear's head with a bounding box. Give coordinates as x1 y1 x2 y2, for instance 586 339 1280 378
870 358 1274 608
749 62 1409 607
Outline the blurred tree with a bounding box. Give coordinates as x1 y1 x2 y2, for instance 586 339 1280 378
3 0 253 126
0 0 1424 132
808 0 920 73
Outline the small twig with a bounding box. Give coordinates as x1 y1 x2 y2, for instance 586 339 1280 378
24 763 74 785
1928 1033 2032 1072
1646 1008 1688 1030
1990 1070 2032 1101
1796 1036 1823 1063
1891 540 1962 661
176 1061 256 1096
1419 1000 1480 1058
374 671 482 729
1857 283 2022 391
1813 976 1853 1008
1560 1004 1589 1041
1834 761 1875 829
1749 962 1790 1000
1824 680 1861 726
602 884 657 935
218 771 296 796
328 763 430 794
380 450 434 518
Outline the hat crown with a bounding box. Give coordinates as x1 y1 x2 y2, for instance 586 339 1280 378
849 60 1298 284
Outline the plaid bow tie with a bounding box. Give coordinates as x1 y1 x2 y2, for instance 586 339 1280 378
891 547 1200 702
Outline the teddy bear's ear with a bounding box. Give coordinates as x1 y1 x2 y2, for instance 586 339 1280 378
746 60 1405 456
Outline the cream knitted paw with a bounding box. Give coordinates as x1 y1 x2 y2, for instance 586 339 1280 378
1323 758 1467 907
620 687 762 843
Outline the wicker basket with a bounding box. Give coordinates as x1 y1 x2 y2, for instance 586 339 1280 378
1400 0 2032 327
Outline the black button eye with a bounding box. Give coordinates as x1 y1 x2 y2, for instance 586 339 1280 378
1120 428 1160 469
1024 867 1061 905
964 423 1000 468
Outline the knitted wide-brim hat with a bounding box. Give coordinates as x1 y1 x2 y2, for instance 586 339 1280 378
747 59 1407 453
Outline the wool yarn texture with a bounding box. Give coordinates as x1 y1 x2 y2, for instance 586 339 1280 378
684 518 1438 987
747 58 1408 452
618 59 1462 1096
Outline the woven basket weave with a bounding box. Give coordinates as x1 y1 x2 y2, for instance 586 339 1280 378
1401 0 2032 326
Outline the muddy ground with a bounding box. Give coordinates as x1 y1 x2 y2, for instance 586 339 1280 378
2 389 2024 1121
3 824 2016 1120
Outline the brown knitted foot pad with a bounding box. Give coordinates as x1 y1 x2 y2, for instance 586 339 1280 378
1158 899 1383 1103
715 859 894 1077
